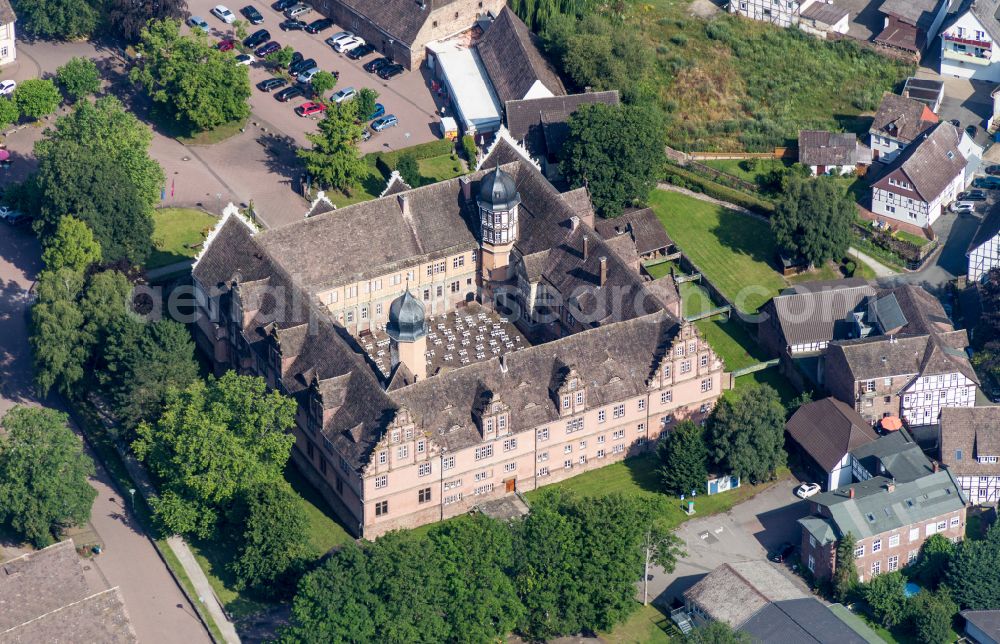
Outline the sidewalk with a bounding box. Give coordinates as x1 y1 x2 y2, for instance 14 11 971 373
847 246 897 278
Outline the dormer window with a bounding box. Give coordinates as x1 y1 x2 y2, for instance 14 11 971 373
498 414 507 430
662 364 671 378
485 418 494 433
575 391 584 406
675 345 684 357
562 395 571 410
980 455 999 464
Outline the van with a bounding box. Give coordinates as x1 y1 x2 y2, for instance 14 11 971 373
285 3 312 18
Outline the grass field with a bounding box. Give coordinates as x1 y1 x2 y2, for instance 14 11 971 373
701 158 791 185
601 602 675 643
148 208 218 269
649 189 786 312
325 152 465 207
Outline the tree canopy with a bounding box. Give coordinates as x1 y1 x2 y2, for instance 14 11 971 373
55 57 101 101
0 406 97 547
131 18 251 134
107 0 188 42
705 384 786 484
297 101 367 193
560 102 666 217
946 522 1000 610
41 215 102 273
30 268 89 396
771 175 854 267
13 79 62 121
861 570 908 627
833 532 859 602
656 419 709 496
11 0 99 40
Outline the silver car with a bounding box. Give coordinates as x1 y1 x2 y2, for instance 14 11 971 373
285 3 312 18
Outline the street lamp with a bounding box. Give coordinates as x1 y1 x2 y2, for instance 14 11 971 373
128 488 136 512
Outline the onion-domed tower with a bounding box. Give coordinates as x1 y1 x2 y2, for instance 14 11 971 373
477 165 520 282
387 289 427 381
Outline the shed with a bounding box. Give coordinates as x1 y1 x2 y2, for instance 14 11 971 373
429 42 502 136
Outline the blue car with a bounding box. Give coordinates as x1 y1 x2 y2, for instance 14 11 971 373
371 115 398 132
973 176 1000 190
186 16 210 32
368 103 385 121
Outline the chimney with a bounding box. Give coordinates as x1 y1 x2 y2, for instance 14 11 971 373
599 256 608 287
849 487 855 499
397 194 410 218
933 461 939 472
460 176 472 201
886 482 895 493
583 235 590 260
570 215 580 231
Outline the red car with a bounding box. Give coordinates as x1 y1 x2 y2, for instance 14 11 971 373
217 39 236 52
295 102 327 117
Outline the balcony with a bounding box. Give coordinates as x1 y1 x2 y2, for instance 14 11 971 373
944 32 992 49
942 46 993 65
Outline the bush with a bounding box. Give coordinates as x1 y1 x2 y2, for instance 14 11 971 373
461 134 478 164
396 153 420 187
372 138 455 177
56 57 101 101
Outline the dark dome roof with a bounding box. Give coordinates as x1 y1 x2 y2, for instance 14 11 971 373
478 167 519 211
386 290 426 342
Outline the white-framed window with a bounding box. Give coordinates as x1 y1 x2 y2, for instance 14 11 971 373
505 462 516 473
888 555 899 572
563 459 572 469
598 409 606 423
537 467 549 477
854 544 865 558
700 378 713 392
474 470 490 482
908 550 918 564
474 483 494 496
578 455 586 465
418 487 432 503
700 354 708 367
612 429 624 440
661 390 673 404
498 415 507 431
926 523 936 536
909 527 919 542
444 479 462 491
564 444 572 454
575 391 584 405
378 450 387 465
391 430 400 443
597 449 605 459
681 360 691 374
475 444 494 460
503 438 517 452
864 380 876 392
809 535 816 548
637 423 646 433
397 445 408 459
937 520 948 532
579 440 586 450
597 435 605 444
613 404 625 419
443 456 455 470
872 539 882 553
872 560 881 576
453 255 464 269
612 444 624 454
418 462 432 477
638 399 646 411
417 440 425 454
889 534 899 548
950 516 960 528
566 418 583 433
374 475 387 489
537 427 549 441
537 452 549 462
807 555 815 572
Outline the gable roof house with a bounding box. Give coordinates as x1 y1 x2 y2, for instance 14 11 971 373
786 397 880 490
874 0 951 55
476 7 565 106
963 610 1000 644
940 406 1000 505
940 0 1000 83
191 148 717 539
822 284 979 427
798 467 967 582
727 0 848 38
310 0 507 70
968 202 1000 282
798 130 872 176
869 92 939 163
869 122 968 231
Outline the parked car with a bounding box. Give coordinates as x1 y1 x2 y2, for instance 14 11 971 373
295 101 327 117
973 176 1000 190
950 200 976 214
305 18 334 33
243 28 270 48
334 35 366 53
331 86 356 103
325 31 352 45
254 41 281 57
289 51 304 69
0 206 28 225
362 129 372 141
368 102 385 121
959 189 987 201
289 57 316 75
795 482 821 498
966 124 980 139
275 85 304 102
211 4 236 23
284 3 312 18
0 80 15 96
280 18 306 30
376 63 404 80
986 164 1000 176
217 38 236 51
364 56 391 73
347 43 376 60
241 4 264 23
186 16 210 31
769 542 796 563
371 114 398 132
235 53 255 65
272 0 296 8
296 67 321 83
257 77 288 92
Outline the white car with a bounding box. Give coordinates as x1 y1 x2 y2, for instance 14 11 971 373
325 31 351 46
795 483 821 499
950 200 975 214
334 35 365 53
296 67 320 83
211 5 236 23
235 53 255 66
331 86 356 103
0 80 16 96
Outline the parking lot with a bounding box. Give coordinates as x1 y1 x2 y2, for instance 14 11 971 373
183 0 444 153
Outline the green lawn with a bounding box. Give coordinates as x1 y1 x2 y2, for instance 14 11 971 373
416 154 465 186
149 208 218 269
695 316 766 372
324 152 465 207
895 229 931 247
285 463 354 554
787 261 842 284
601 602 676 643
177 119 247 146
701 158 791 185
649 189 787 312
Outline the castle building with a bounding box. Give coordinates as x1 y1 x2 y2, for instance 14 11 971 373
192 141 725 537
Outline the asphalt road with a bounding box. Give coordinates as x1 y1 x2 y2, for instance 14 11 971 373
0 223 211 644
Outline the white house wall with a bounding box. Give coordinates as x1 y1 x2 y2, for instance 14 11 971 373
869 134 906 163
968 233 1000 282
521 80 556 101
957 474 1000 505
940 12 1000 81
901 373 977 426
729 0 801 27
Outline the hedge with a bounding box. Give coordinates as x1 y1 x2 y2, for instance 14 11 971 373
372 139 456 176
663 164 775 215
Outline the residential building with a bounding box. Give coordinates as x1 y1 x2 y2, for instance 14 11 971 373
593 207 674 263
786 397 879 490
963 610 1000 644
968 203 1000 283
874 0 950 55
870 122 968 229
798 130 871 176
0 1 14 67
797 2 850 39
823 284 979 427
475 7 565 105
504 90 621 178
940 0 1000 82
727 0 848 36
902 77 945 112
850 429 938 483
798 468 967 582
940 406 1000 505
309 0 506 70
869 93 938 163
679 562 882 642
0 540 137 642
191 145 722 538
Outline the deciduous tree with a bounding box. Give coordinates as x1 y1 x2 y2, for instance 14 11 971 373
41 215 102 272
946 522 1000 609
30 268 87 396
0 406 97 547
355 87 378 122
0 98 18 129
396 152 420 187
833 532 859 602
909 588 958 644
13 79 62 121
656 419 709 496
55 57 101 101
772 175 854 267
266 45 295 69
12 0 99 40
680 621 751 643
862 570 908 627
106 0 188 42
705 384 786 484
911 533 956 589
310 70 337 96
561 102 666 217
297 101 367 193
